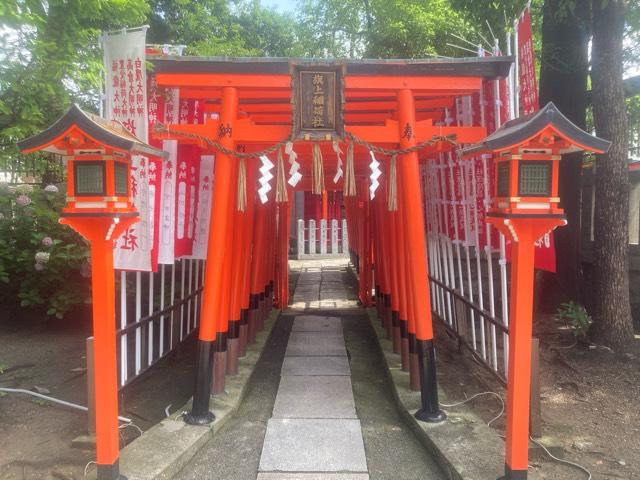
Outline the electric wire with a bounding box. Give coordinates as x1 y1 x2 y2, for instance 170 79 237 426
530 436 592 480
0 387 132 423
440 391 505 427
441 390 592 479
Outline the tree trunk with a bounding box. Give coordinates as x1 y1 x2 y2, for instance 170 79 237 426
539 0 590 302
591 0 635 351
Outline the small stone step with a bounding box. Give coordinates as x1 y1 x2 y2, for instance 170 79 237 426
259 419 368 473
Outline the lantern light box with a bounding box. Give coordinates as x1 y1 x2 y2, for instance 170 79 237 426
17 104 167 218
462 102 611 219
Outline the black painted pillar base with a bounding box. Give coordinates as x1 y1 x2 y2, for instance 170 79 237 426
97 460 127 480
184 339 215 425
498 465 527 480
392 311 401 354
238 308 249 357
414 338 446 423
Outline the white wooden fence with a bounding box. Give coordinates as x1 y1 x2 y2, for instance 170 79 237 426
296 218 348 259
115 259 205 388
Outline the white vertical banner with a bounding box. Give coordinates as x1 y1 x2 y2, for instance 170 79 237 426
114 155 152 271
158 141 177 264
190 155 215 259
104 27 152 271
103 28 148 142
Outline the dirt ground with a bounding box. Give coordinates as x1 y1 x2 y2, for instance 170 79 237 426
435 315 640 480
2 295 639 480
0 308 197 480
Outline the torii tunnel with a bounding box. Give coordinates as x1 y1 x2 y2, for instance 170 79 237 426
149 56 512 426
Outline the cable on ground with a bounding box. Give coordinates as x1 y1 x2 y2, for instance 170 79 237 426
0 387 132 423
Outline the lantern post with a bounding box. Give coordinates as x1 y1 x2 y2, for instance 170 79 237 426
17 105 168 480
461 102 611 480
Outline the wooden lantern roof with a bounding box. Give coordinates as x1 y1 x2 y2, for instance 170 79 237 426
461 102 611 156
18 104 167 158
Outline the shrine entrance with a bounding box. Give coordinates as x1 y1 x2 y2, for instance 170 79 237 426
17 54 611 480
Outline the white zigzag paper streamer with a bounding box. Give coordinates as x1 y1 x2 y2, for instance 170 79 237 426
332 140 343 184
285 141 302 187
369 150 381 200
258 155 274 204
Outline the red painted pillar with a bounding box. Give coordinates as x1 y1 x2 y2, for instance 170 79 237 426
238 158 258 357
397 88 445 423
488 217 565 480
212 154 238 394
185 86 237 424
248 200 267 344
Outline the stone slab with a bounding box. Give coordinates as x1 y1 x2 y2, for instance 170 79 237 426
259 419 368 473
286 332 347 357
281 356 351 376
272 376 356 419
292 315 342 332
257 474 370 480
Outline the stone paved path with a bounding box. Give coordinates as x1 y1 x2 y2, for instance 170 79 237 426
289 258 359 310
257 313 369 479
173 258 444 480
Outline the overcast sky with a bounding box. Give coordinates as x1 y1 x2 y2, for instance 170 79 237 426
260 0 297 14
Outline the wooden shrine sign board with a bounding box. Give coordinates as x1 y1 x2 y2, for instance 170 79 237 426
291 62 345 140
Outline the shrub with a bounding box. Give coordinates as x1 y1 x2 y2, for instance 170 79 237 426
555 301 593 341
0 182 91 319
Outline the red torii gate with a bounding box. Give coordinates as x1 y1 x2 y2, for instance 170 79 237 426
151 57 511 428
17 56 524 480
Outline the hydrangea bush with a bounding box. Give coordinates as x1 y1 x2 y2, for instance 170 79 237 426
0 182 91 319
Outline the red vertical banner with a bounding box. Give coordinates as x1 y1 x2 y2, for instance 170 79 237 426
145 74 165 271
518 8 539 116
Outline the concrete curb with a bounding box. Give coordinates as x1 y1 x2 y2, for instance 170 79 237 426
366 308 525 480
91 310 280 480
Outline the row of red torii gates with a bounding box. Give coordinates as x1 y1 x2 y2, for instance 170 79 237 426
18 56 610 480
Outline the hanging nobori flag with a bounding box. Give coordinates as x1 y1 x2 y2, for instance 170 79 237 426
158 141 177 265
189 155 214 260
517 7 539 116
104 27 154 271
103 27 148 141
114 155 153 271
174 145 199 258
174 99 204 258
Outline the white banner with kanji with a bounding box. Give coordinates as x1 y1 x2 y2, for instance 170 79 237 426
158 141 177 265
189 155 215 259
104 28 148 141
114 155 153 271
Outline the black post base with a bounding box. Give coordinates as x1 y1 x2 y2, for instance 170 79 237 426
183 411 216 425
97 460 127 480
414 338 446 424
185 339 215 425
498 465 527 480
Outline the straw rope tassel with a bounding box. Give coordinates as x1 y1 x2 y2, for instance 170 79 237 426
237 158 247 212
387 154 398 211
312 143 325 195
344 141 356 197
275 148 288 203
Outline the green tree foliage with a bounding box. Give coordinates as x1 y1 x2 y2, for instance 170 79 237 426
148 0 301 56
0 1 149 164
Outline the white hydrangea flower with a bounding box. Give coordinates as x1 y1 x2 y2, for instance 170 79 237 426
35 251 50 264
41 237 53 247
44 184 59 193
